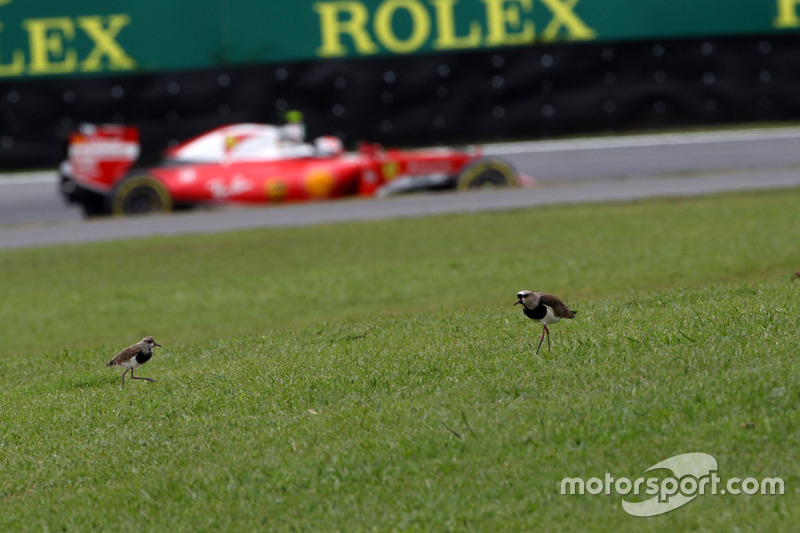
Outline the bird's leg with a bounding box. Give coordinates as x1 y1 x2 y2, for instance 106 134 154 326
536 326 547 355
545 325 551 351
130 369 156 383
121 369 128 388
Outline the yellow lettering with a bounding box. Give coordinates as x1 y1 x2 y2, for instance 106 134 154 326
374 0 430 53
314 1 379 56
0 22 25 76
431 0 482 50
481 0 534 46
774 0 800 27
540 0 596 41
78 15 136 72
24 17 77 74
314 0 596 58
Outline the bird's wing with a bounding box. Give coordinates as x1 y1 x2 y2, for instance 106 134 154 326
110 344 140 365
537 293 575 318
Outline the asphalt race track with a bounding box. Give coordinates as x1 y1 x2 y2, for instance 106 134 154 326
2 127 800 250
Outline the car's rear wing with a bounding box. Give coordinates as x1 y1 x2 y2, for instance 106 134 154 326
64 124 140 193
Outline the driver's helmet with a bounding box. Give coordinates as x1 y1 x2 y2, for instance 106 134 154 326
280 122 305 144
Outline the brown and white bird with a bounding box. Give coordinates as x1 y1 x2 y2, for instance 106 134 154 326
515 290 576 354
106 336 161 387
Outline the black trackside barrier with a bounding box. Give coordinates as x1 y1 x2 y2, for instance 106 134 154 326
1 32 799 170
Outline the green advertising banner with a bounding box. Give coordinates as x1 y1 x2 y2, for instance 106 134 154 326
0 0 798 79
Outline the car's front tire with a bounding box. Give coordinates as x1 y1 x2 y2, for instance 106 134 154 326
110 175 173 216
457 158 518 190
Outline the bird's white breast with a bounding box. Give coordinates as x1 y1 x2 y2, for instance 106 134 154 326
119 359 140 370
542 305 560 326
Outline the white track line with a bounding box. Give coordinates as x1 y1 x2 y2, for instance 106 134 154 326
482 126 800 155
0 171 57 185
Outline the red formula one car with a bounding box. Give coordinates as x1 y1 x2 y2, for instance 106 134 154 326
59 122 529 216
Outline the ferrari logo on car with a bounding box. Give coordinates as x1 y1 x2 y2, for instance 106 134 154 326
225 135 246 153
382 161 400 181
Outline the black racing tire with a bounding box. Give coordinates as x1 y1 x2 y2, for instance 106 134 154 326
59 173 111 217
457 158 518 190
79 195 110 217
110 175 173 216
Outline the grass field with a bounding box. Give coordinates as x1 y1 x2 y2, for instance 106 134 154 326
1 189 799 530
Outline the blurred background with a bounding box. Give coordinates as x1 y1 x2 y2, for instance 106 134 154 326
1 0 799 170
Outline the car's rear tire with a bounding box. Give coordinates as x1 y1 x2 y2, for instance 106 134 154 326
111 175 173 216
457 158 518 190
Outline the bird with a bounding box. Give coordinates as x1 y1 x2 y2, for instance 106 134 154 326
514 290 576 354
106 336 161 387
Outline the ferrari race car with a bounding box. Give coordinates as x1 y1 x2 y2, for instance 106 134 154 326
59 122 529 216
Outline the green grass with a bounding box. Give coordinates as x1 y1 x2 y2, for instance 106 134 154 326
1 189 799 530
1 189 799 356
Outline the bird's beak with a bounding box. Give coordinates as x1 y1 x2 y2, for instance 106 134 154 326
514 298 522 306
155 342 162 347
